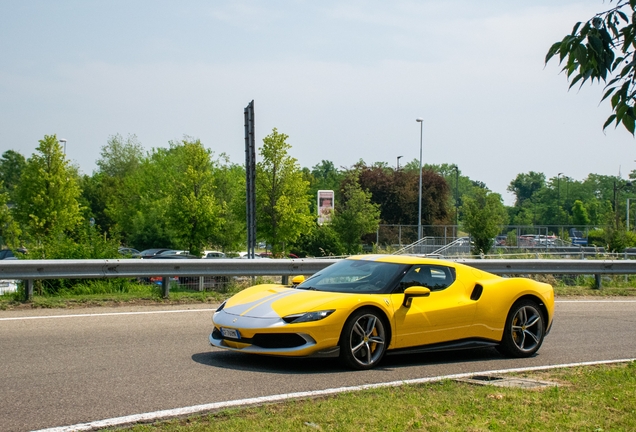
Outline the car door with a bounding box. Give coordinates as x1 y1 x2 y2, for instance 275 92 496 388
389 264 477 349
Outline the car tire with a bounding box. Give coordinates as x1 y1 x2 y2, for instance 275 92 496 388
339 309 388 370
496 299 545 358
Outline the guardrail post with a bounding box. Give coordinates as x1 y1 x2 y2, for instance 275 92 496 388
198 276 204 291
162 276 170 299
24 279 34 302
282 275 289 285
594 274 602 290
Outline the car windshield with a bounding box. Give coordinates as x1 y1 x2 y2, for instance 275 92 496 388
297 259 409 294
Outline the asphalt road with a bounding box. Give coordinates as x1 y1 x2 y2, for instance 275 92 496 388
1 300 635 432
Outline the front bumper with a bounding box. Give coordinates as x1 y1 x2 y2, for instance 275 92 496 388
209 309 341 358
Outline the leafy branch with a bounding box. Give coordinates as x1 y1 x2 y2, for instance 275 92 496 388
546 0 636 134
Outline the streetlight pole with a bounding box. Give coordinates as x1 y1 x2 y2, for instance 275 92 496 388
59 138 67 155
453 164 459 232
416 118 423 241
557 172 563 237
614 179 633 229
396 155 403 170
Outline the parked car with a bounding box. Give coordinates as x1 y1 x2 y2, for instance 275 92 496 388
142 253 198 285
148 253 199 259
0 249 18 260
569 228 588 246
160 250 190 256
494 236 507 246
0 249 23 294
203 251 226 259
138 248 174 259
118 247 140 258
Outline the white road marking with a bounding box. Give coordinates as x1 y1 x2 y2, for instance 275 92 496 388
34 358 636 432
0 309 217 321
555 300 636 303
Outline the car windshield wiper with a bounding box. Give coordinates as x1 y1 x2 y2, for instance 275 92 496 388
297 286 318 291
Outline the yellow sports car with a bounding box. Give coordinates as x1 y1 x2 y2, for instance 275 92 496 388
209 255 554 370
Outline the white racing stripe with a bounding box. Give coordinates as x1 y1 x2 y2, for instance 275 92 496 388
0 309 217 321
33 358 636 432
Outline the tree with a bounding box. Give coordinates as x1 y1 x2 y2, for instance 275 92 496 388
13 135 83 240
546 1 636 133
571 200 591 226
256 129 312 256
0 183 20 247
0 150 26 199
357 164 450 227
210 154 246 252
97 134 144 178
507 172 545 207
331 172 381 254
89 134 145 234
164 138 221 257
461 188 508 255
106 147 174 250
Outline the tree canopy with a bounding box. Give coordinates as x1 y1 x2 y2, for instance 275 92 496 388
256 129 313 256
13 135 83 240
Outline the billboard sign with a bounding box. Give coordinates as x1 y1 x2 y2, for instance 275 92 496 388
317 190 334 225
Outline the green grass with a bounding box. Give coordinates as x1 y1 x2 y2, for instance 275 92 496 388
112 362 636 431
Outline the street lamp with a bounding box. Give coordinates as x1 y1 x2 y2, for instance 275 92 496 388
452 164 459 230
557 173 563 206
396 155 403 170
613 178 632 229
416 118 423 240
59 138 67 155
557 173 563 237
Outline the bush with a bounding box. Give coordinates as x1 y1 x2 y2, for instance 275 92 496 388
290 223 344 257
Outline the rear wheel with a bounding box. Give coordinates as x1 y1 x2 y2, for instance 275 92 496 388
339 309 388 370
497 300 545 358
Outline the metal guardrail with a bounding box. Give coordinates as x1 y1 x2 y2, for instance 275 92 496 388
0 258 339 280
2 257 635 300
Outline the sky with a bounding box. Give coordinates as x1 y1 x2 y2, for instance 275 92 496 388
1 0 635 205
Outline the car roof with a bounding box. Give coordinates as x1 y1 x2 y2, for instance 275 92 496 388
347 254 455 266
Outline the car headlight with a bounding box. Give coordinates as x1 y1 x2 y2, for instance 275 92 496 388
282 310 335 324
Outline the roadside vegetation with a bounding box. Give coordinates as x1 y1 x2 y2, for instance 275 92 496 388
112 362 636 431
5 130 636 265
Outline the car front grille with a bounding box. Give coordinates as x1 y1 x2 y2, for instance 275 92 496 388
214 328 307 349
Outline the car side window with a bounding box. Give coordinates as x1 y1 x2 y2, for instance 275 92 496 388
395 265 456 293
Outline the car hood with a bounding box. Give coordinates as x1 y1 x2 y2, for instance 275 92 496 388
223 284 348 319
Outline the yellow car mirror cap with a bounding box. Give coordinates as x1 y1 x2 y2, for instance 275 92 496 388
402 286 431 308
291 275 305 286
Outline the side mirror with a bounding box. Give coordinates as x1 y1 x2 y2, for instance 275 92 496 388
291 275 305 286
402 286 431 308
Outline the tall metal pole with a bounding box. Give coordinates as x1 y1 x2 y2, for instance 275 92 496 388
416 118 423 240
244 101 256 259
454 164 459 231
557 172 562 237
627 198 631 231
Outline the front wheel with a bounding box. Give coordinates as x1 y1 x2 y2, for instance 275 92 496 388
496 300 545 358
339 309 388 370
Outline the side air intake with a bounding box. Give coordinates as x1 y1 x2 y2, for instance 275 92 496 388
470 284 483 301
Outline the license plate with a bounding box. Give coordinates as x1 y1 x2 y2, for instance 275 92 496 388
221 327 240 339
